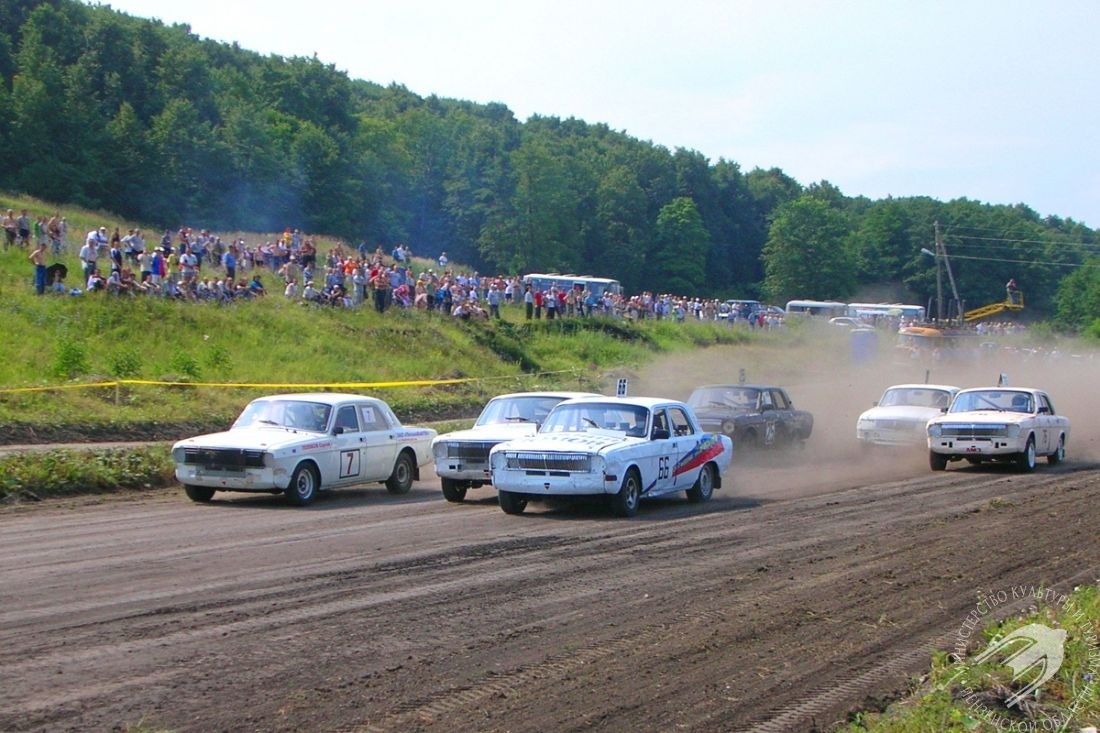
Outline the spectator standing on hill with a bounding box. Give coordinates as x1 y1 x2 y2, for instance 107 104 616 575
487 282 502 318
533 288 543 319
2 209 16 250
79 235 98 280
47 213 62 255
524 284 534 320
29 240 47 294
16 210 31 247
438 251 448 269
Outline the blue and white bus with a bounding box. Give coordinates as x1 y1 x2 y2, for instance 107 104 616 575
523 273 623 298
846 303 926 322
785 300 848 318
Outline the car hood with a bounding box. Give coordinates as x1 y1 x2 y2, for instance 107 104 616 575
433 423 539 445
859 405 943 422
493 431 638 454
929 409 1033 425
173 426 328 451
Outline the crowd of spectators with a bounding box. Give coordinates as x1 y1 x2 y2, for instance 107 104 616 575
18 216 783 327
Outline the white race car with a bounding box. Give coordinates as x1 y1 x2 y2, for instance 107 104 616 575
927 387 1069 472
431 391 599 502
489 396 733 517
856 383 959 448
172 393 437 505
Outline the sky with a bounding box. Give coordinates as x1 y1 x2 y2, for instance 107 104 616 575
95 0 1100 227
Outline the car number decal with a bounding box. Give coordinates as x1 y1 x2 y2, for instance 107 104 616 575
340 449 361 478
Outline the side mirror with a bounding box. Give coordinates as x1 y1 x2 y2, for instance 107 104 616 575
652 428 671 441
332 426 345 435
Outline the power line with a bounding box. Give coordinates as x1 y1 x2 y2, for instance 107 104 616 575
941 252 1091 268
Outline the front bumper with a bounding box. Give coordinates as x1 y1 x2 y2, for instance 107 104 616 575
928 437 1022 458
492 470 613 497
174 464 289 491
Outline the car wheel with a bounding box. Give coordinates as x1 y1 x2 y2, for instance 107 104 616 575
184 485 215 503
498 490 527 515
610 469 641 517
385 451 415 494
1016 436 1037 472
441 478 468 502
686 464 715 503
738 429 758 452
1047 435 1065 465
285 463 319 506
929 451 948 471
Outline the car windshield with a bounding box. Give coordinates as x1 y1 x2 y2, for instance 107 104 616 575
541 402 651 438
475 395 568 427
880 388 952 408
687 387 759 410
233 399 332 432
949 390 1033 414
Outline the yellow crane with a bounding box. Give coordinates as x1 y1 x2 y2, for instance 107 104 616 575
963 290 1024 322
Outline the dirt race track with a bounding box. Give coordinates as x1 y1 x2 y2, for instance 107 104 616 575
2 341 1099 732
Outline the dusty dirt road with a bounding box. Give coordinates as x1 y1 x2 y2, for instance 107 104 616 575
2 338 1099 732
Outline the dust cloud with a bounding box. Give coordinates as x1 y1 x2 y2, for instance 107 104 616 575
609 326 1100 502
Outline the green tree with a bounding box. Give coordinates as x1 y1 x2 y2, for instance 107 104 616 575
762 196 855 302
650 197 710 296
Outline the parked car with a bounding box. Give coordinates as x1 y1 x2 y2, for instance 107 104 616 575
857 383 959 448
172 393 437 505
927 387 1069 472
489 396 733 517
686 384 813 450
431 390 598 502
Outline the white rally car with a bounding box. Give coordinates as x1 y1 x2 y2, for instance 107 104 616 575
927 387 1069 472
172 393 437 505
431 391 599 502
489 396 733 517
856 383 959 448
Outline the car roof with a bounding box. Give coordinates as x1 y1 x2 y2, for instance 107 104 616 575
487 391 600 401
956 386 1045 394
248 392 382 405
693 384 779 391
882 384 959 392
557 395 686 409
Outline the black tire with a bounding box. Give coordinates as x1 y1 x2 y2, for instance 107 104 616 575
1047 435 1065 465
929 451 948 471
498 490 527 515
386 451 415 494
184 484 215 503
285 463 319 506
1016 436 1037 472
686 463 715 503
610 469 641 517
441 477 468 503
738 429 757 452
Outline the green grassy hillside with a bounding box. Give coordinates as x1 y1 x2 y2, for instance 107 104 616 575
0 193 761 442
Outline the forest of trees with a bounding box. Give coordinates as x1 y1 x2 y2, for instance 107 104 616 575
1 0 1099 328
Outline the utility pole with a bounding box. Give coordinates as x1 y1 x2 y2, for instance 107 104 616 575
934 221 944 322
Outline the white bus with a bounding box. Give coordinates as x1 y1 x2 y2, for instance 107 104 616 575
523 273 623 298
785 299 848 318
846 303 926 322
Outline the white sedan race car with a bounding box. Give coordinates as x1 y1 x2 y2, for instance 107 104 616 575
927 387 1069 472
489 396 733 517
172 393 437 505
431 391 598 502
856 383 958 448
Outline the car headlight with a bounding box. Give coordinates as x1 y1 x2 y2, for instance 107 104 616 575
1005 424 1021 438
857 418 875 431
928 423 942 438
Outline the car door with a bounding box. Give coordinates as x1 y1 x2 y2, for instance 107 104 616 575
332 404 365 486
758 390 778 446
646 407 678 496
359 402 399 481
1036 393 1055 454
666 406 700 490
